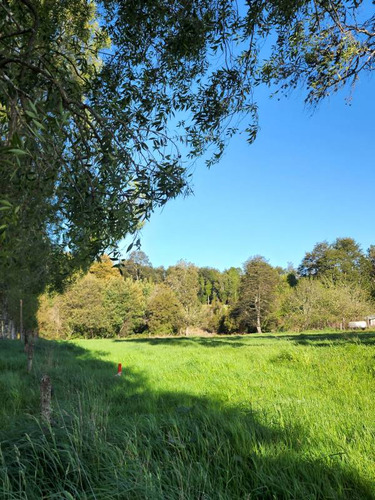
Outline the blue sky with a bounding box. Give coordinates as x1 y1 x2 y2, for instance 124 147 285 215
121 74 375 271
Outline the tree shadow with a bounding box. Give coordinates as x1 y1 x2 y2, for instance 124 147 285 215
276 331 375 347
113 335 250 348
0 338 373 499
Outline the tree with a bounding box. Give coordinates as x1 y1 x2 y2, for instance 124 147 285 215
198 267 223 304
146 285 185 336
248 0 375 105
221 267 241 304
367 245 375 299
234 256 279 334
38 273 147 338
166 261 200 325
0 0 254 331
298 238 371 289
89 255 121 280
119 251 153 281
103 278 147 336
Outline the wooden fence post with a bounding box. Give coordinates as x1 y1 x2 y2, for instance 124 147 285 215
40 375 52 424
26 337 34 373
20 299 23 342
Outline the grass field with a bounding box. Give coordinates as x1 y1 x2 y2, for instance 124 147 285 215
1 331 375 499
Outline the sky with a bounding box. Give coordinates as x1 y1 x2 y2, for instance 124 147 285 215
121 74 375 272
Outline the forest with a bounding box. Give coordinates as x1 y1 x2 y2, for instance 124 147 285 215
37 237 375 338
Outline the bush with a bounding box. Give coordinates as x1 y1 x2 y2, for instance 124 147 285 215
279 278 373 331
199 303 237 334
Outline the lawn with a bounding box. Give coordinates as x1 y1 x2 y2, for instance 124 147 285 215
1 331 375 499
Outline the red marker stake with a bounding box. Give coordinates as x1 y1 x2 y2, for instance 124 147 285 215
116 363 122 376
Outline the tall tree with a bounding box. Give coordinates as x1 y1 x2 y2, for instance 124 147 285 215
221 267 241 304
166 261 200 324
0 0 250 329
120 251 153 281
298 237 370 289
198 267 223 304
234 256 279 334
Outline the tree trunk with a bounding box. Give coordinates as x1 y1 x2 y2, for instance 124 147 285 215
10 320 15 339
255 294 262 334
256 312 262 334
20 299 23 343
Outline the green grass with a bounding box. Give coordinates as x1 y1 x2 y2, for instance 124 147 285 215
1 331 375 499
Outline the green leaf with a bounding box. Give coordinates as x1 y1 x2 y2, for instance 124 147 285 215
29 101 38 115
32 119 45 130
25 110 38 119
8 149 28 156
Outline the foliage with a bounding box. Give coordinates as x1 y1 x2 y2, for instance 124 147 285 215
89 255 122 280
234 256 280 333
103 278 147 337
119 251 164 282
198 267 223 305
36 237 375 338
250 0 375 105
197 266 241 306
221 267 242 304
0 0 252 328
368 245 375 298
38 273 147 338
279 278 373 331
145 285 185 335
166 260 201 325
199 302 237 334
298 238 371 289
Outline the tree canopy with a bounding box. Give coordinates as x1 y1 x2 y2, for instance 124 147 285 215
298 237 371 288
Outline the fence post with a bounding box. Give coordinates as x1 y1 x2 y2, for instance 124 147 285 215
26 334 34 373
40 375 52 424
20 299 23 342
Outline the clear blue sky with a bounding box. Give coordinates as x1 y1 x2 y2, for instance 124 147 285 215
121 74 375 271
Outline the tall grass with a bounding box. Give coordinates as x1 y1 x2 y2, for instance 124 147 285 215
0 332 375 498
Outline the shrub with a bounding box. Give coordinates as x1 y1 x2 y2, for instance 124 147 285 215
279 278 373 331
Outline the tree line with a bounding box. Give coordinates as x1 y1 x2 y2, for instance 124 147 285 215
37 237 375 338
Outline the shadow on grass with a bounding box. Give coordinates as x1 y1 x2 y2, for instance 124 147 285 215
0 338 373 499
114 330 375 349
277 331 375 347
113 335 251 348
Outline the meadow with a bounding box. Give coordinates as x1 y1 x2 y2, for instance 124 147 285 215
0 331 375 499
